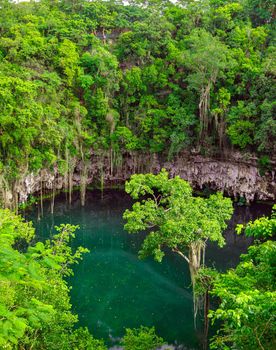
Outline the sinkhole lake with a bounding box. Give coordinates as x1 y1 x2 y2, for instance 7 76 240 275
25 190 272 349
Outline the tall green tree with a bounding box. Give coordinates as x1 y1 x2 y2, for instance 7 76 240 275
182 29 230 142
123 169 233 320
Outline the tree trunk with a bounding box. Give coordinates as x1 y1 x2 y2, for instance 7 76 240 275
188 241 202 328
80 161 88 207
199 83 211 141
203 290 210 350
100 163 104 200
69 169 73 205
110 148 113 176
40 176 43 217
50 182 55 214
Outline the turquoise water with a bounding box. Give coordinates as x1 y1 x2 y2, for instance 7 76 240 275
25 190 272 349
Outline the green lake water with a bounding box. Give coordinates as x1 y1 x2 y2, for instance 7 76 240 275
25 190 272 349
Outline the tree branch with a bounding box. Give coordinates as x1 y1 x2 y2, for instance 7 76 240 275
172 247 190 263
253 328 265 350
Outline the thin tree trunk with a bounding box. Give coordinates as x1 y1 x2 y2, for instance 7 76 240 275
199 83 211 141
69 171 72 205
188 242 202 328
80 161 88 207
110 148 113 176
40 177 43 217
100 163 104 200
13 183 18 214
203 290 210 350
64 147 69 204
50 182 55 214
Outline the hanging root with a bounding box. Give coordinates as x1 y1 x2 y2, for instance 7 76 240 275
80 161 88 206
50 182 55 214
189 241 206 329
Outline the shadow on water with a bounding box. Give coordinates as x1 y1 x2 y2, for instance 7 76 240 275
24 190 272 350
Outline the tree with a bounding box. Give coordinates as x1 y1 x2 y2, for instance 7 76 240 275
0 208 173 349
121 326 166 350
182 29 229 141
57 39 80 86
0 0 276 211
236 204 276 239
123 169 233 321
0 208 106 349
209 206 276 350
244 0 276 26
209 243 275 350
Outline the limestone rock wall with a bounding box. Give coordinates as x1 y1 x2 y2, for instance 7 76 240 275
17 152 276 204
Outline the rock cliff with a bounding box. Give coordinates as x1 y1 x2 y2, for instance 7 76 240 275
16 151 275 204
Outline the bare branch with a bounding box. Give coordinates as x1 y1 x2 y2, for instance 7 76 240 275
172 247 190 263
253 328 265 350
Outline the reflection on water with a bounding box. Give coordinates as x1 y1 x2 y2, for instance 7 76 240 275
25 190 272 350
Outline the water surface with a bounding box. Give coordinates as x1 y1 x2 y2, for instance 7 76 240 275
25 190 272 349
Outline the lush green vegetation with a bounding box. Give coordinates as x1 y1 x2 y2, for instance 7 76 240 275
0 0 275 206
0 0 275 348
0 208 168 349
0 185 275 349
210 240 276 350
0 208 105 349
123 172 275 349
123 169 233 320
209 205 276 350
120 326 166 350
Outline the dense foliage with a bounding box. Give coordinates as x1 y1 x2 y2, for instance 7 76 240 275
0 0 275 348
210 241 276 350
209 207 276 350
123 169 233 321
236 204 276 238
0 209 168 349
0 0 275 194
0 208 107 349
120 326 166 350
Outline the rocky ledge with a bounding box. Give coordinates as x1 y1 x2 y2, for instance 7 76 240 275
16 151 276 204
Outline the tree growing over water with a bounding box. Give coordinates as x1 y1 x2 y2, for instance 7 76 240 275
0 209 106 349
123 169 233 322
209 206 276 350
